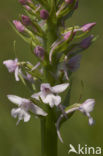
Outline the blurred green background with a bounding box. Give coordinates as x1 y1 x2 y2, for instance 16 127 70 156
0 0 103 156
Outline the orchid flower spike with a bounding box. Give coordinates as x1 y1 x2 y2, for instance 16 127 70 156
7 95 47 125
79 99 95 125
32 83 69 108
3 59 20 81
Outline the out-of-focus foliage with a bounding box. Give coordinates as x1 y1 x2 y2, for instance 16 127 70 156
0 0 103 156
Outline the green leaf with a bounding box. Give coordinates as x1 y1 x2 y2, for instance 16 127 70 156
31 20 45 37
50 0 56 20
37 0 49 9
9 22 36 46
18 73 27 86
65 103 80 112
57 0 76 19
27 70 43 80
49 28 74 62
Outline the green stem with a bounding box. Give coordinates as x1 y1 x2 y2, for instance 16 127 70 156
41 2 58 155
41 108 58 156
46 19 57 51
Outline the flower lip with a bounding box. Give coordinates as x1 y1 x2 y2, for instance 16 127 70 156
11 108 31 125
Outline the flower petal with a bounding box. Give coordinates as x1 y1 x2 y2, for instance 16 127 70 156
11 108 19 118
3 59 18 72
23 111 31 122
80 99 95 113
52 83 69 93
11 108 30 124
89 117 95 126
30 103 47 116
40 83 52 96
15 67 20 81
31 91 42 100
7 95 28 106
43 94 61 107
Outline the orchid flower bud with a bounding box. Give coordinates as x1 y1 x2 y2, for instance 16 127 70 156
34 46 45 60
64 31 76 41
24 5 31 11
19 0 27 5
40 9 49 20
74 0 79 9
67 55 81 72
81 22 96 32
19 0 31 5
80 35 94 49
65 0 74 4
21 15 31 26
13 20 25 32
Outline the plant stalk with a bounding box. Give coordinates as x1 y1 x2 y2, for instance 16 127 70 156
41 108 58 156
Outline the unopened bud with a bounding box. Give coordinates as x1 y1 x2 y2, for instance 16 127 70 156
19 0 31 5
13 20 25 32
74 0 79 9
34 46 45 60
24 5 31 11
21 15 31 26
65 0 74 4
80 35 94 49
40 9 49 20
81 22 96 32
67 55 81 72
64 31 76 40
